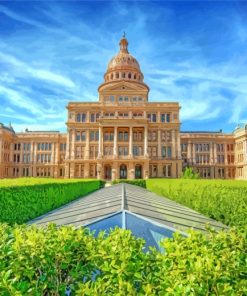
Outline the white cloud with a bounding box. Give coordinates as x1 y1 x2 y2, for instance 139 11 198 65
0 52 75 88
0 86 43 116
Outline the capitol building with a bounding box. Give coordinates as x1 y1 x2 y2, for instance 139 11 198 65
0 36 246 180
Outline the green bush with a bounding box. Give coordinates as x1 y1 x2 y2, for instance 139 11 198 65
0 224 246 295
147 179 247 228
182 166 200 179
111 179 146 188
0 179 103 225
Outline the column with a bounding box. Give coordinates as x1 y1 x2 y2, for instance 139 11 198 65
30 141 34 163
214 142 217 164
158 129 161 158
187 141 192 164
177 130 181 160
55 142 59 163
71 129 75 160
10 143 14 162
65 129 70 161
144 125 148 157
85 130 90 159
98 126 103 157
52 142 56 164
210 142 214 164
172 130 176 159
0 139 2 164
33 142 37 177
113 126 117 157
65 129 71 178
192 143 196 164
224 143 228 165
243 140 247 162
129 126 133 157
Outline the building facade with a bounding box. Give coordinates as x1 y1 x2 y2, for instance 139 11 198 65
0 36 247 180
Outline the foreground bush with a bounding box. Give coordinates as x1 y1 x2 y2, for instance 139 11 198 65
112 179 146 188
0 224 246 295
147 179 247 228
0 179 104 224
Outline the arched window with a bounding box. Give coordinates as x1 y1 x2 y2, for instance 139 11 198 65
134 74 136 79
116 72 119 79
122 72 125 78
128 73 131 79
111 73 113 79
138 75 141 81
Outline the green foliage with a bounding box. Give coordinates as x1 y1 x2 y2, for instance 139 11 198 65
0 179 103 225
0 224 246 295
182 167 200 179
111 179 146 188
147 179 247 228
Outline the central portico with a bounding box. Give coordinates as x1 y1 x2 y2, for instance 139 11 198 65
65 35 182 180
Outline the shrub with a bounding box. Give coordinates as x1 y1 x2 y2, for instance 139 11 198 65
0 179 103 225
182 166 200 179
111 179 146 188
0 224 246 295
147 179 247 228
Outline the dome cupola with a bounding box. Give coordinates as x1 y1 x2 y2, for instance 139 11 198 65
104 34 144 83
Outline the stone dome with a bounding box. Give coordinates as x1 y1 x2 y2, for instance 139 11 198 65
104 34 144 83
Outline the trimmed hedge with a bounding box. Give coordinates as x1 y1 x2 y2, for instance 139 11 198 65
0 224 246 295
146 179 247 229
111 179 146 188
0 179 104 225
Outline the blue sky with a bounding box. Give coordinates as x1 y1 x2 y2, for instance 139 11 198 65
0 1 247 133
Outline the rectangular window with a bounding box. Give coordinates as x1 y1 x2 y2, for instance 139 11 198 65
76 132 81 141
76 114 81 122
147 113 157 122
161 113 171 123
81 131 86 141
162 146 166 158
90 131 95 141
118 132 123 141
90 114 95 122
124 132 128 141
167 146 172 158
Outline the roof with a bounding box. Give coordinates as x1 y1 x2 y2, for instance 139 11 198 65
181 130 223 134
30 183 227 233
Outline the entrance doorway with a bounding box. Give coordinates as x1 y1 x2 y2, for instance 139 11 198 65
119 164 127 179
135 165 142 179
104 165 112 180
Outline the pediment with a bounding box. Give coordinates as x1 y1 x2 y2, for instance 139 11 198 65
100 81 149 93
